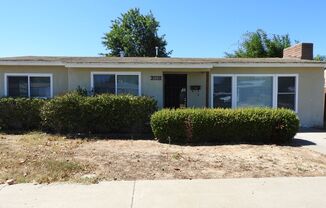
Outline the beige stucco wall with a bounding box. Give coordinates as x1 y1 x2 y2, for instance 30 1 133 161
68 68 207 108
0 65 68 97
186 72 207 107
211 67 325 127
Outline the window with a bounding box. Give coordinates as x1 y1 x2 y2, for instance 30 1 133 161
213 76 232 108
7 76 28 97
277 76 296 110
117 75 139 95
91 72 141 96
93 74 115 94
30 77 51 98
211 74 297 112
237 76 273 107
5 74 52 98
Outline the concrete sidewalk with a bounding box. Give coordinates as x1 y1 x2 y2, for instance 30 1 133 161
1 177 326 208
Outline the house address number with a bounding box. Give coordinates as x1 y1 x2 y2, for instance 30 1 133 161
150 76 162 80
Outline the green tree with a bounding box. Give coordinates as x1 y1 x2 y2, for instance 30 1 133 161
102 8 172 57
314 55 326 61
225 29 292 58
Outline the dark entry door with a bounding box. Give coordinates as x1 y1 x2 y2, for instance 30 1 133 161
164 74 187 108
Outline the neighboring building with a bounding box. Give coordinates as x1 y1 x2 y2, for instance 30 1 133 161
0 43 325 127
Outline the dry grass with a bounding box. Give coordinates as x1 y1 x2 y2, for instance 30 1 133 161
0 133 92 184
0 132 326 184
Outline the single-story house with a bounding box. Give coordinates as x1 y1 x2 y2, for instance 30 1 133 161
0 43 325 127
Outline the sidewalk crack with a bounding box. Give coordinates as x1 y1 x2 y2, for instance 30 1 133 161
0 185 7 191
130 181 136 208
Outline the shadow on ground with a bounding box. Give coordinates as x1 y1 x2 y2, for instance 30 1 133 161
292 138 316 147
65 133 155 141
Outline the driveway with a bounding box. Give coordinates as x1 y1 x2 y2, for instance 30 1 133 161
294 130 326 154
1 177 326 208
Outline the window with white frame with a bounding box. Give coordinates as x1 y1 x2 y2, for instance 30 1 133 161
93 74 115 94
91 72 141 96
5 74 52 98
211 74 298 111
212 76 232 108
277 76 296 111
237 76 273 108
117 75 139 95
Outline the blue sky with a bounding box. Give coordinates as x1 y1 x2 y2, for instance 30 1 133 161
0 0 325 58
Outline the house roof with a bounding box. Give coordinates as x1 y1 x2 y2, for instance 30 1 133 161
0 56 324 63
0 56 325 68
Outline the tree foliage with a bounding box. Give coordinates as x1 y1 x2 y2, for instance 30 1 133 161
225 29 292 58
314 55 326 61
102 8 172 57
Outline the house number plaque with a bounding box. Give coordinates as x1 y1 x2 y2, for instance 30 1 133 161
150 76 162 80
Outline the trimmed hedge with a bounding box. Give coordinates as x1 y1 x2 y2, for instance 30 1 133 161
151 108 299 144
0 98 46 131
41 93 157 134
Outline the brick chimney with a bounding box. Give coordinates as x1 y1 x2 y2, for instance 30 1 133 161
283 43 313 60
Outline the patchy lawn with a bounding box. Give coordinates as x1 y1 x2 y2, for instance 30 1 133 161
0 132 326 184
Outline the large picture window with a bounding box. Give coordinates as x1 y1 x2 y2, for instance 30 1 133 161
91 72 141 96
237 76 273 107
211 74 298 112
5 74 52 98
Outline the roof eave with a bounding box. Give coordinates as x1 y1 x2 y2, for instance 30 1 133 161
0 61 65 66
213 63 325 68
0 61 324 68
65 63 213 69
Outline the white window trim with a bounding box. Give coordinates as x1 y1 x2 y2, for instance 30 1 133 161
4 73 53 98
211 74 298 112
90 72 141 96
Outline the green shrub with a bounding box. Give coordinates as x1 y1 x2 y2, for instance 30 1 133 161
75 86 88 96
41 93 157 134
0 97 46 131
151 108 299 144
41 93 86 133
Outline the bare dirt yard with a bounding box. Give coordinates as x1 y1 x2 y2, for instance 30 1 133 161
1 132 326 184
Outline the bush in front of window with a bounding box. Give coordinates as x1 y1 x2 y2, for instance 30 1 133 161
150 108 299 144
41 92 85 133
41 92 157 134
0 97 46 132
75 86 88 96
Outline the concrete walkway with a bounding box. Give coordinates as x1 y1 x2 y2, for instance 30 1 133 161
294 131 326 154
1 177 326 208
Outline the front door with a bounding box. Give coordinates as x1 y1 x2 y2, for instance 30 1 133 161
164 74 187 108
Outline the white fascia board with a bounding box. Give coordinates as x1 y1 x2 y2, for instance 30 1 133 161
214 63 325 68
0 61 65 66
65 63 213 69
